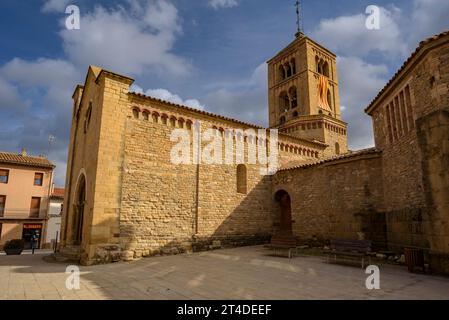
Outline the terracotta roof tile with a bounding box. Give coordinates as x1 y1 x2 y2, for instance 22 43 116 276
51 187 65 199
130 91 266 129
0 151 55 169
278 148 381 172
129 92 325 148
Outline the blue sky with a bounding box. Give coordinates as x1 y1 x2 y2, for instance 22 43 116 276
1 0 449 186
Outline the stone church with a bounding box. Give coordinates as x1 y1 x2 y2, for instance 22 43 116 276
59 29 449 274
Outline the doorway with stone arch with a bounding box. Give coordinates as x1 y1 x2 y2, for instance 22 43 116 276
72 174 86 245
271 189 296 247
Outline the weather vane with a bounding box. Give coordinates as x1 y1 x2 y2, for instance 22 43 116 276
295 0 304 37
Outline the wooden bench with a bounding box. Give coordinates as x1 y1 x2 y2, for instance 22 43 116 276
326 239 372 268
271 245 301 259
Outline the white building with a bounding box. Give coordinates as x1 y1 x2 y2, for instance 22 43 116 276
45 187 64 249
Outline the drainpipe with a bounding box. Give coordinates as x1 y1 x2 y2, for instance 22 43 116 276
193 121 201 243
42 169 54 249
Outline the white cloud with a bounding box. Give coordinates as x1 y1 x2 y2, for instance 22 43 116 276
0 77 30 113
202 63 268 127
0 0 192 186
131 63 268 127
0 58 80 112
60 0 190 77
41 0 72 13
310 1 449 60
311 6 407 58
337 56 389 149
1 58 78 88
409 0 449 46
309 2 448 150
131 85 205 110
0 57 80 185
5 0 449 187
208 0 239 10
141 0 181 34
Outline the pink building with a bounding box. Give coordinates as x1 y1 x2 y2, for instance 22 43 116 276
0 150 55 250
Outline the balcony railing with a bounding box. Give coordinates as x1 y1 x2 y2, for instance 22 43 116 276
0 208 46 219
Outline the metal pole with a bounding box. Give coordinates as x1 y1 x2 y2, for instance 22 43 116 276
54 231 59 253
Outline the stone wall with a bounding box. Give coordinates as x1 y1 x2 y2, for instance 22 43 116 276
60 67 108 258
279 117 348 159
414 42 449 272
60 68 134 265
322 122 348 157
273 151 385 248
417 110 449 274
120 118 197 257
61 66 336 265
412 45 449 120
277 133 324 168
368 34 449 264
373 123 429 251
371 84 431 252
119 95 280 259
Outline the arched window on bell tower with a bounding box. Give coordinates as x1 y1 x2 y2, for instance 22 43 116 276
279 65 286 82
323 61 330 77
279 91 290 113
291 58 296 75
289 87 298 109
327 89 333 111
316 57 330 78
285 63 292 78
279 116 286 125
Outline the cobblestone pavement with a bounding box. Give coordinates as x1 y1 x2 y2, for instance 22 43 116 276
1 246 449 300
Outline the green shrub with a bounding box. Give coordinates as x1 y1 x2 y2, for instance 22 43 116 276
4 239 25 250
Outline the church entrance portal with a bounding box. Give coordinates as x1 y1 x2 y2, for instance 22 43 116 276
271 190 296 247
72 175 86 245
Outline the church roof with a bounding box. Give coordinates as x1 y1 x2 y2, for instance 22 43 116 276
277 148 381 172
51 187 65 199
365 30 449 115
130 92 264 129
267 34 336 64
129 91 327 149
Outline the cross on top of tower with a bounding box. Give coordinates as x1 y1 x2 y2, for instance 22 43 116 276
295 0 304 38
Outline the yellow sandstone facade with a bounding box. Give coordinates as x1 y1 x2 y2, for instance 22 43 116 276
268 33 347 157
60 31 449 274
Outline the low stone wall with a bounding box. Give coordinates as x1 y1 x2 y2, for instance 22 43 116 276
417 109 449 274
118 113 274 261
385 207 430 252
273 152 385 246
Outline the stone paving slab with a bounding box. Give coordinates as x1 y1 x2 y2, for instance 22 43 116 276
1 246 449 300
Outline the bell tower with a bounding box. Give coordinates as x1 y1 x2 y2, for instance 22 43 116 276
267 21 348 157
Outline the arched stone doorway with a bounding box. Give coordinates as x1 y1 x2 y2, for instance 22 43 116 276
72 174 86 245
275 190 293 234
271 190 296 247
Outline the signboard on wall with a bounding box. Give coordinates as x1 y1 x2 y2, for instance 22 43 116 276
23 224 43 230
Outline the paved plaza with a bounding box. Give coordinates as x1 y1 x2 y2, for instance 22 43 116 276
1 246 449 300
